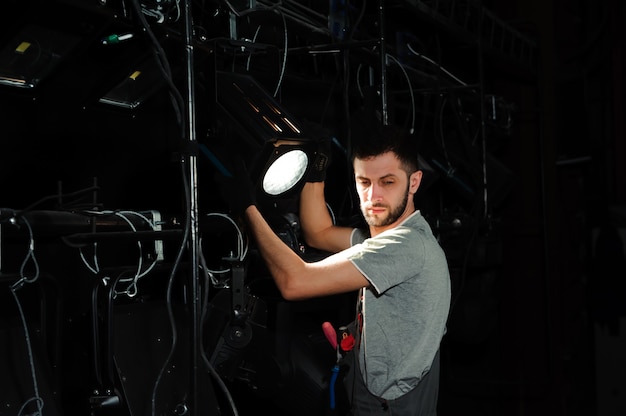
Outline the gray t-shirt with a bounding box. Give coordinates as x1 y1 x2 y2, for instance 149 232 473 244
344 210 451 400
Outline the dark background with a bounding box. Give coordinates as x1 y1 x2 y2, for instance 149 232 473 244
0 1 624 416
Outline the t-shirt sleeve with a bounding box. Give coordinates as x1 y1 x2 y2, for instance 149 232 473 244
345 226 426 294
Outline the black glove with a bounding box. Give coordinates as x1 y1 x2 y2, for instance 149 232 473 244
303 120 333 183
214 154 256 216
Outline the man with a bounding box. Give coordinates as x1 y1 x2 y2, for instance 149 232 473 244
218 121 451 415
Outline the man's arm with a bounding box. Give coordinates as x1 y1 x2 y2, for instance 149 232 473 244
213 153 365 300
243 204 368 301
299 181 353 253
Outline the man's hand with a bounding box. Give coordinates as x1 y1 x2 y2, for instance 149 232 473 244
304 120 333 183
214 154 256 216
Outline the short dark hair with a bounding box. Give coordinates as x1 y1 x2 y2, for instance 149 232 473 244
350 121 419 175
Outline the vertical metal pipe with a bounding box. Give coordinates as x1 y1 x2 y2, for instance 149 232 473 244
378 0 388 125
181 0 201 414
477 2 489 219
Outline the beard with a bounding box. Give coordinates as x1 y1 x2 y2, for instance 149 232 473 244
362 189 409 228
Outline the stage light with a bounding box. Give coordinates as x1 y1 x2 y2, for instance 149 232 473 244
211 71 317 200
98 55 164 109
0 24 80 89
262 148 308 195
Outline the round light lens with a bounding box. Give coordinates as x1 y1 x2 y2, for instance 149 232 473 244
262 149 308 195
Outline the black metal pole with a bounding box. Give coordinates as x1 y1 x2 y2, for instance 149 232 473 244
378 0 388 125
181 0 202 414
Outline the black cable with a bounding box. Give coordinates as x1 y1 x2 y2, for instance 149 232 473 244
9 286 45 416
0 185 100 220
150 160 190 416
198 254 240 416
91 281 103 387
128 0 186 138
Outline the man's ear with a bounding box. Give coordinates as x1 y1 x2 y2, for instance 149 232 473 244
410 170 423 193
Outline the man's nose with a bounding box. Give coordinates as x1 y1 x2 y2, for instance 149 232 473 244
368 183 383 202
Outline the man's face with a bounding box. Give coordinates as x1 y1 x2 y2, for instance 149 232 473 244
353 151 418 229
